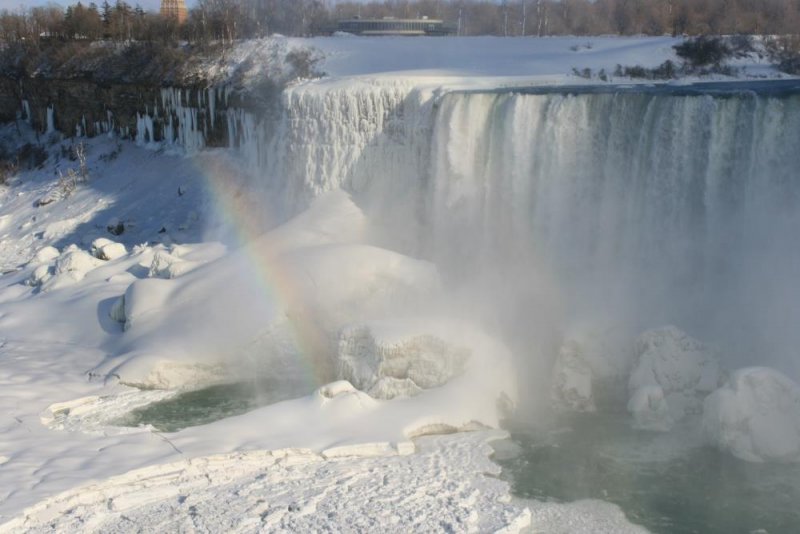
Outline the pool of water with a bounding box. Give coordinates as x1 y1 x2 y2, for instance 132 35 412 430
113 379 307 432
498 413 800 534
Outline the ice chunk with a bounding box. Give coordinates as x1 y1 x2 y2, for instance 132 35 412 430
703 367 800 463
629 326 722 422
550 340 596 413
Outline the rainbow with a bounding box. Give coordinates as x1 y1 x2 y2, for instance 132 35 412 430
199 156 333 389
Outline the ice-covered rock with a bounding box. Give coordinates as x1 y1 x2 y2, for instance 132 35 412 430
121 278 174 330
628 326 722 422
38 246 103 291
54 246 103 276
109 295 126 324
27 264 52 287
148 249 191 278
703 367 800 463
146 243 226 279
91 238 127 261
627 385 673 431
337 320 471 399
550 340 596 413
32 246 59 264
368 377 424 399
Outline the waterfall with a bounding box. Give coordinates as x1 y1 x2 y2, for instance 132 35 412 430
242 84 800 375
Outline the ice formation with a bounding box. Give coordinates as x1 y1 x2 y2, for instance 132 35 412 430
703 367 800 463
628 326 722 426
337 319 474 399
550 340 596 413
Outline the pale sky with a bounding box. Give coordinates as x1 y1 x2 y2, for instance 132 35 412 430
0 0 197 12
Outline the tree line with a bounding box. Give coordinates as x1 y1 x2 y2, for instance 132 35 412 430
1 0 799 45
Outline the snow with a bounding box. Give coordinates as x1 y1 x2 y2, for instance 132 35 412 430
3 431 530 534
0 139 531 529
305 35 689 80
703 367 800 463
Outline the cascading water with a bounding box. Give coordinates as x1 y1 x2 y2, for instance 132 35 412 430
237 83 800 380
426 90 800 377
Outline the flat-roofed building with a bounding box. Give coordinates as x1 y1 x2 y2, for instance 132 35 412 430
337 17 454 36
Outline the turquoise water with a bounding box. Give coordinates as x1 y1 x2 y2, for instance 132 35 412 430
114 380 306 432
498 414 800 534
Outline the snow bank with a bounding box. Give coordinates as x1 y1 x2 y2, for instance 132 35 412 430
99 191 441 389
628 326 723 428
703 367 800 463
1 432 530 534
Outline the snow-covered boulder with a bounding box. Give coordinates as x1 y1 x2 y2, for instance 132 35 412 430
550 340 596 413
55 246 103 276
91 238 127 261
628 385 673 431
703 367 800 463
337 320 471 399
27 264 52 287
32 246 60 264
148 249 192 279
628 326 722 423
120 278 174 331
146 243 226 279
38 246 103 291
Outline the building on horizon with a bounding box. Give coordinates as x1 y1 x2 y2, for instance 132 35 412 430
160 0 188 24
336 17 454 37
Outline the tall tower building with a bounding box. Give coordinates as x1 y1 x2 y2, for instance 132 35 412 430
160 0 188 24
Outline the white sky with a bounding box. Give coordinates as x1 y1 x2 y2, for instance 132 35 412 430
0 0 195 12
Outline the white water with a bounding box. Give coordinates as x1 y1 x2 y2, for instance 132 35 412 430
231 85 800 381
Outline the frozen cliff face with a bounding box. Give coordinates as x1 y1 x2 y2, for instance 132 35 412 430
550 341 596 413
703 367 800 463
628 327 722 424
